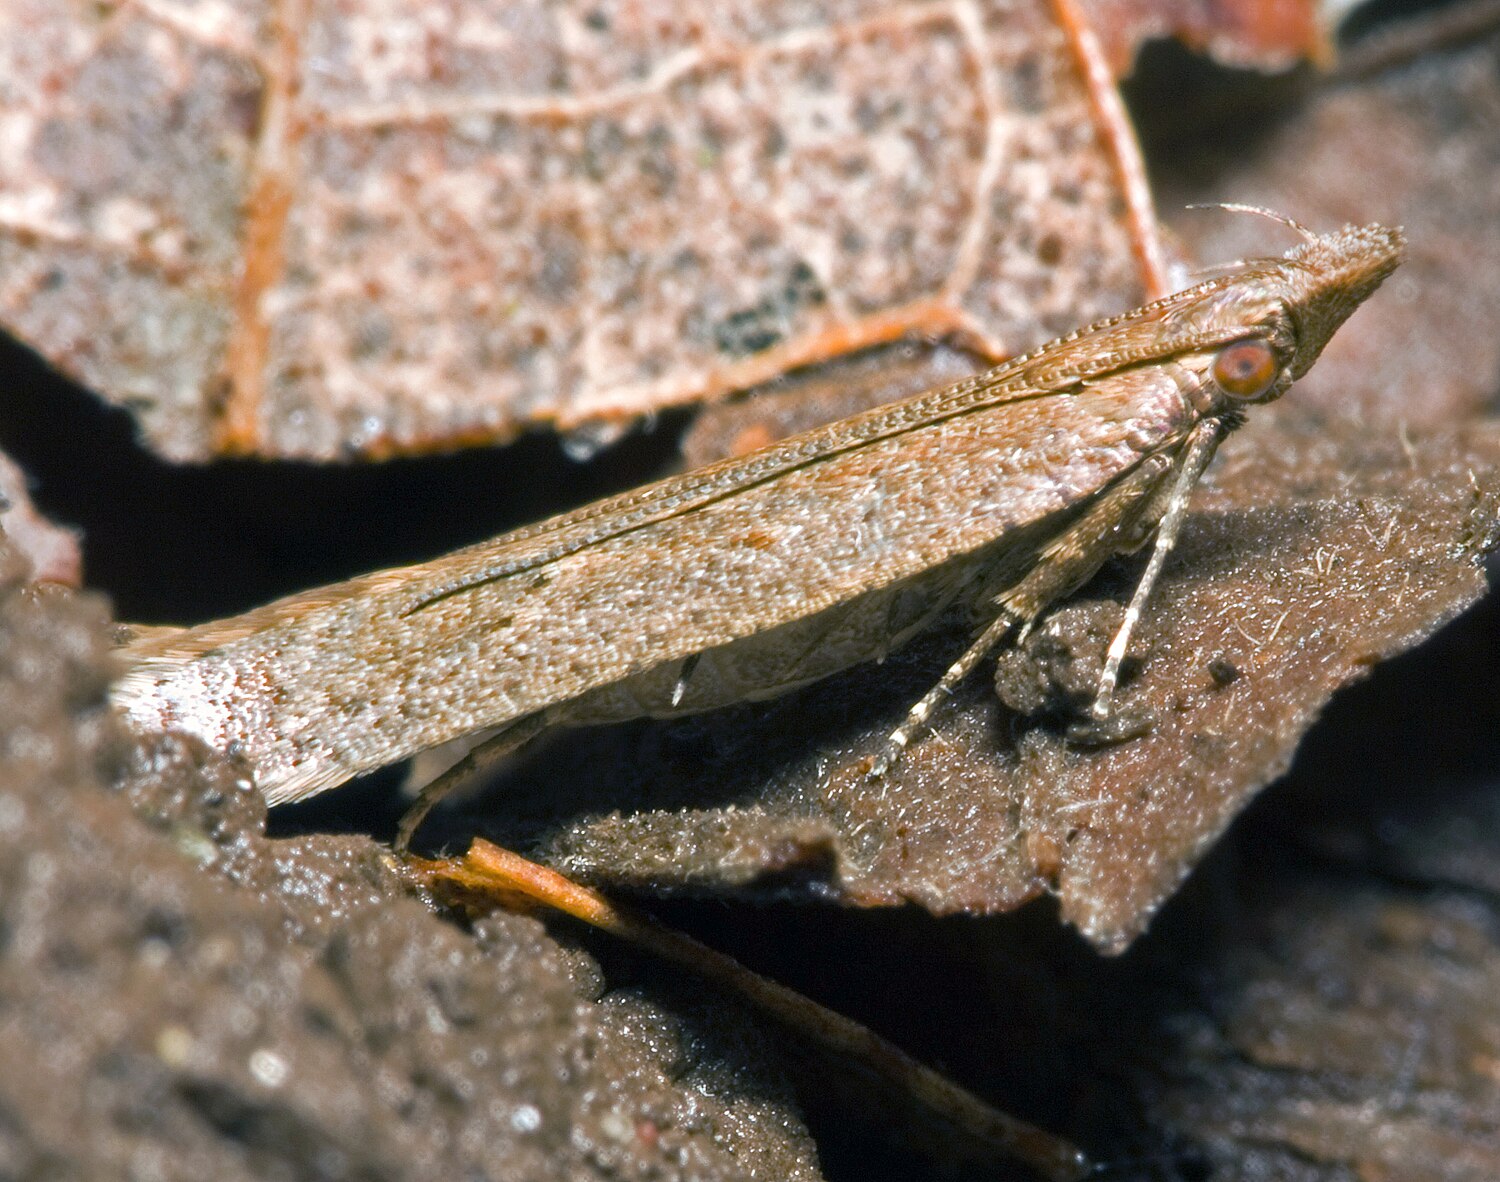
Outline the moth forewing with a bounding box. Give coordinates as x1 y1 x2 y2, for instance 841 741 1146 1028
113 222 1405 832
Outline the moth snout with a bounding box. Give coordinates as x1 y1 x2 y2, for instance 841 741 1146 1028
1285 222 1406 377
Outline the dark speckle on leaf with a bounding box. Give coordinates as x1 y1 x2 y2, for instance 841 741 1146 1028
713 261 828 358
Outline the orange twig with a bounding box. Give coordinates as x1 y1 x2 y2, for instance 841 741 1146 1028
409 839 1091 1182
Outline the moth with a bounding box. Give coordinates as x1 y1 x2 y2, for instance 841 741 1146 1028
113 218 1404 846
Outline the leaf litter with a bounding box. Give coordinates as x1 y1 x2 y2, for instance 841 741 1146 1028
437 17 1500 956
1 2 1499 1179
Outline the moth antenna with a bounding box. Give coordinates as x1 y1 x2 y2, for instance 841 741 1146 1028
1184 202 1318 244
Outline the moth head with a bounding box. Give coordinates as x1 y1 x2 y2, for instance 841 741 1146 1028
1188 290 1300 407
1187 221 1403 407
1034 217 1403 407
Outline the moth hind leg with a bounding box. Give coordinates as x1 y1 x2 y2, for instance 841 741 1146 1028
395 711 551 852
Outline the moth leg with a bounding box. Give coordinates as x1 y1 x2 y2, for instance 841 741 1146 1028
670 652 701 708
1109 462 1183 556
1090 419 1224 721
867 609 1022 778
396 711 550 852
868 450 1180 780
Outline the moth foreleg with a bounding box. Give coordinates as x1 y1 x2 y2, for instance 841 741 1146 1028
867 608 1022 779
1089 419 1224 721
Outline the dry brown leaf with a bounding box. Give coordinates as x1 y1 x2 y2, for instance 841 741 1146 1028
1 0 1153 460
0 445 80 585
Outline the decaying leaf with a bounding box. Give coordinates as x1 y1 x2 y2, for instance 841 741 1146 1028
1084 0 1331 74
0 0 1152 460
1144 828 1500 1180
435 417 1500 951
0 444 80 585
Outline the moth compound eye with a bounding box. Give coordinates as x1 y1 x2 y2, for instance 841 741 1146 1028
1211 338 1279 400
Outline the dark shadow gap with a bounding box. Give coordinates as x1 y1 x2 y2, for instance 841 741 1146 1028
0 333 689 621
